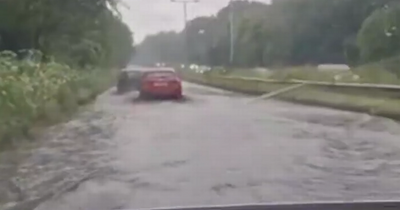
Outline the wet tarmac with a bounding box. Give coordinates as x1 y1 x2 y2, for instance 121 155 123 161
1 82 400 210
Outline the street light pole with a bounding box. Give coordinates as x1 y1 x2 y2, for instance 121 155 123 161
229 0 234 66
171 0 199 65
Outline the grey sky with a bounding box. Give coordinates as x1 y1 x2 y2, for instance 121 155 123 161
120 0 271 43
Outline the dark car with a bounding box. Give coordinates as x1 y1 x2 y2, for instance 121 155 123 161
116 67 146 93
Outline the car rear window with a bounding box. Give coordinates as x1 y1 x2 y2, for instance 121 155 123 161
127 71 141 78
144 72 176 79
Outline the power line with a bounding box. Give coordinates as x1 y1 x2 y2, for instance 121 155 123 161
171 0 199 28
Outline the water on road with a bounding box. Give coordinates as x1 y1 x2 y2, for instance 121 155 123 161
2 82 400 210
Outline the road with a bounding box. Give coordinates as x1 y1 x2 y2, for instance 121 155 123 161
2 82 400 210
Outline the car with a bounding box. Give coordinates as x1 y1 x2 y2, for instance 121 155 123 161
116 67 147 93
139 68 182 99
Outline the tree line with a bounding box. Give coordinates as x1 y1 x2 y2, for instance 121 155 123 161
0 0 134 68
133 0 400 68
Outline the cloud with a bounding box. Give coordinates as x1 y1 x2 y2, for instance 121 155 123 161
120 0 271 43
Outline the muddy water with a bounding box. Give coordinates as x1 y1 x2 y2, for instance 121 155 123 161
1 82 400 210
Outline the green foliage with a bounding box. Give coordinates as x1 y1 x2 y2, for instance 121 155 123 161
0 0 134 68
0 0 133 143
354 55 400 80
134 0 397 68
357 2 400 64
0 52 115 144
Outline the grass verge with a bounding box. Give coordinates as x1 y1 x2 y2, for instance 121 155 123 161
220 56 400 85
180 70 400 121
0 52 116 148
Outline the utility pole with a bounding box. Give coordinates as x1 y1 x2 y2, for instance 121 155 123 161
171 0 199 65
229 0 234 66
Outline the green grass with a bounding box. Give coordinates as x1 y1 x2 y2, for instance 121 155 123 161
179 56 400 119
218 62 400 85
0 51 115 147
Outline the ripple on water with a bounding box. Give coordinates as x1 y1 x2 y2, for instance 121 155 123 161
0 110 117 209
290 123 400 200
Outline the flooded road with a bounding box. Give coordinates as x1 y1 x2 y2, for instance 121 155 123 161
2 82 400 210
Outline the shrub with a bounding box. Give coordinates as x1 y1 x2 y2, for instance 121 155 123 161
0 51 114 145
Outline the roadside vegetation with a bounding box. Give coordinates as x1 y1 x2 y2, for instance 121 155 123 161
177 54 400 119
133 0 400 118
214 62 400 85
134 0 400 70
134 0 400 83
180 69 400 121
0 0 134 145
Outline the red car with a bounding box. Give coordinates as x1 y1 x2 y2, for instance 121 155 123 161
139 68 182 99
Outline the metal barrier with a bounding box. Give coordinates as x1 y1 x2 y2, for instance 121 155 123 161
220 76 400 91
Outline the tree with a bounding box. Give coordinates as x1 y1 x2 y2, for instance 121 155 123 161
357 2 400 63
0 0 134 68
133 0 398 68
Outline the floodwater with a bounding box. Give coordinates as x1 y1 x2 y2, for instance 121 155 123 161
1 82 400 210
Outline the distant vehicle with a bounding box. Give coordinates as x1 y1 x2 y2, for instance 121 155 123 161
189 64 199 70
139 68 182 99
194 65 211 74
156 62 166 67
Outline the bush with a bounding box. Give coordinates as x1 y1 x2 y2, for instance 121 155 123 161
354 55 400 82
357 3 400 64
0 51 114 145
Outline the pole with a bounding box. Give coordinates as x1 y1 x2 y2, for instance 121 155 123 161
171 0 199 65
229 0 234 66
183 2 189 64
183 2 188 27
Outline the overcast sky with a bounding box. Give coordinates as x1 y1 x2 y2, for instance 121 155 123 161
120 0 271 43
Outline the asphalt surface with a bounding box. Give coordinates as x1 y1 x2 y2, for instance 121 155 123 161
2 82 400 210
